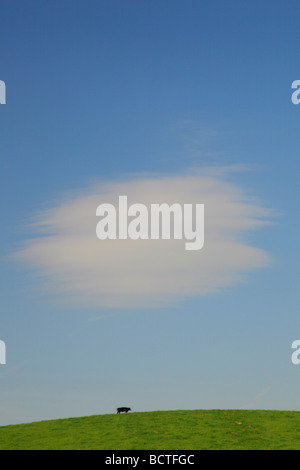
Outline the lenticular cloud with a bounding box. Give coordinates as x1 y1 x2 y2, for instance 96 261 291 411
14 168 272 308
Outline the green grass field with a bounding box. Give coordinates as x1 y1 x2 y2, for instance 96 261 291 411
0 409 300 450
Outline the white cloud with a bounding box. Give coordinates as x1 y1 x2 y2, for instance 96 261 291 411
14 168 273 308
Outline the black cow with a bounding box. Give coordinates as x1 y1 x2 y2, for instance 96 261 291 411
117 407 131 414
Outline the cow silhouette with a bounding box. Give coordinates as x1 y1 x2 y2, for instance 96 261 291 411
117 407 131 414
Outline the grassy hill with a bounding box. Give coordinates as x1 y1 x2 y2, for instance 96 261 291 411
0 409 300 450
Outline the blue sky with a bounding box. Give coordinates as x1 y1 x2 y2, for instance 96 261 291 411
1 0 300 425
